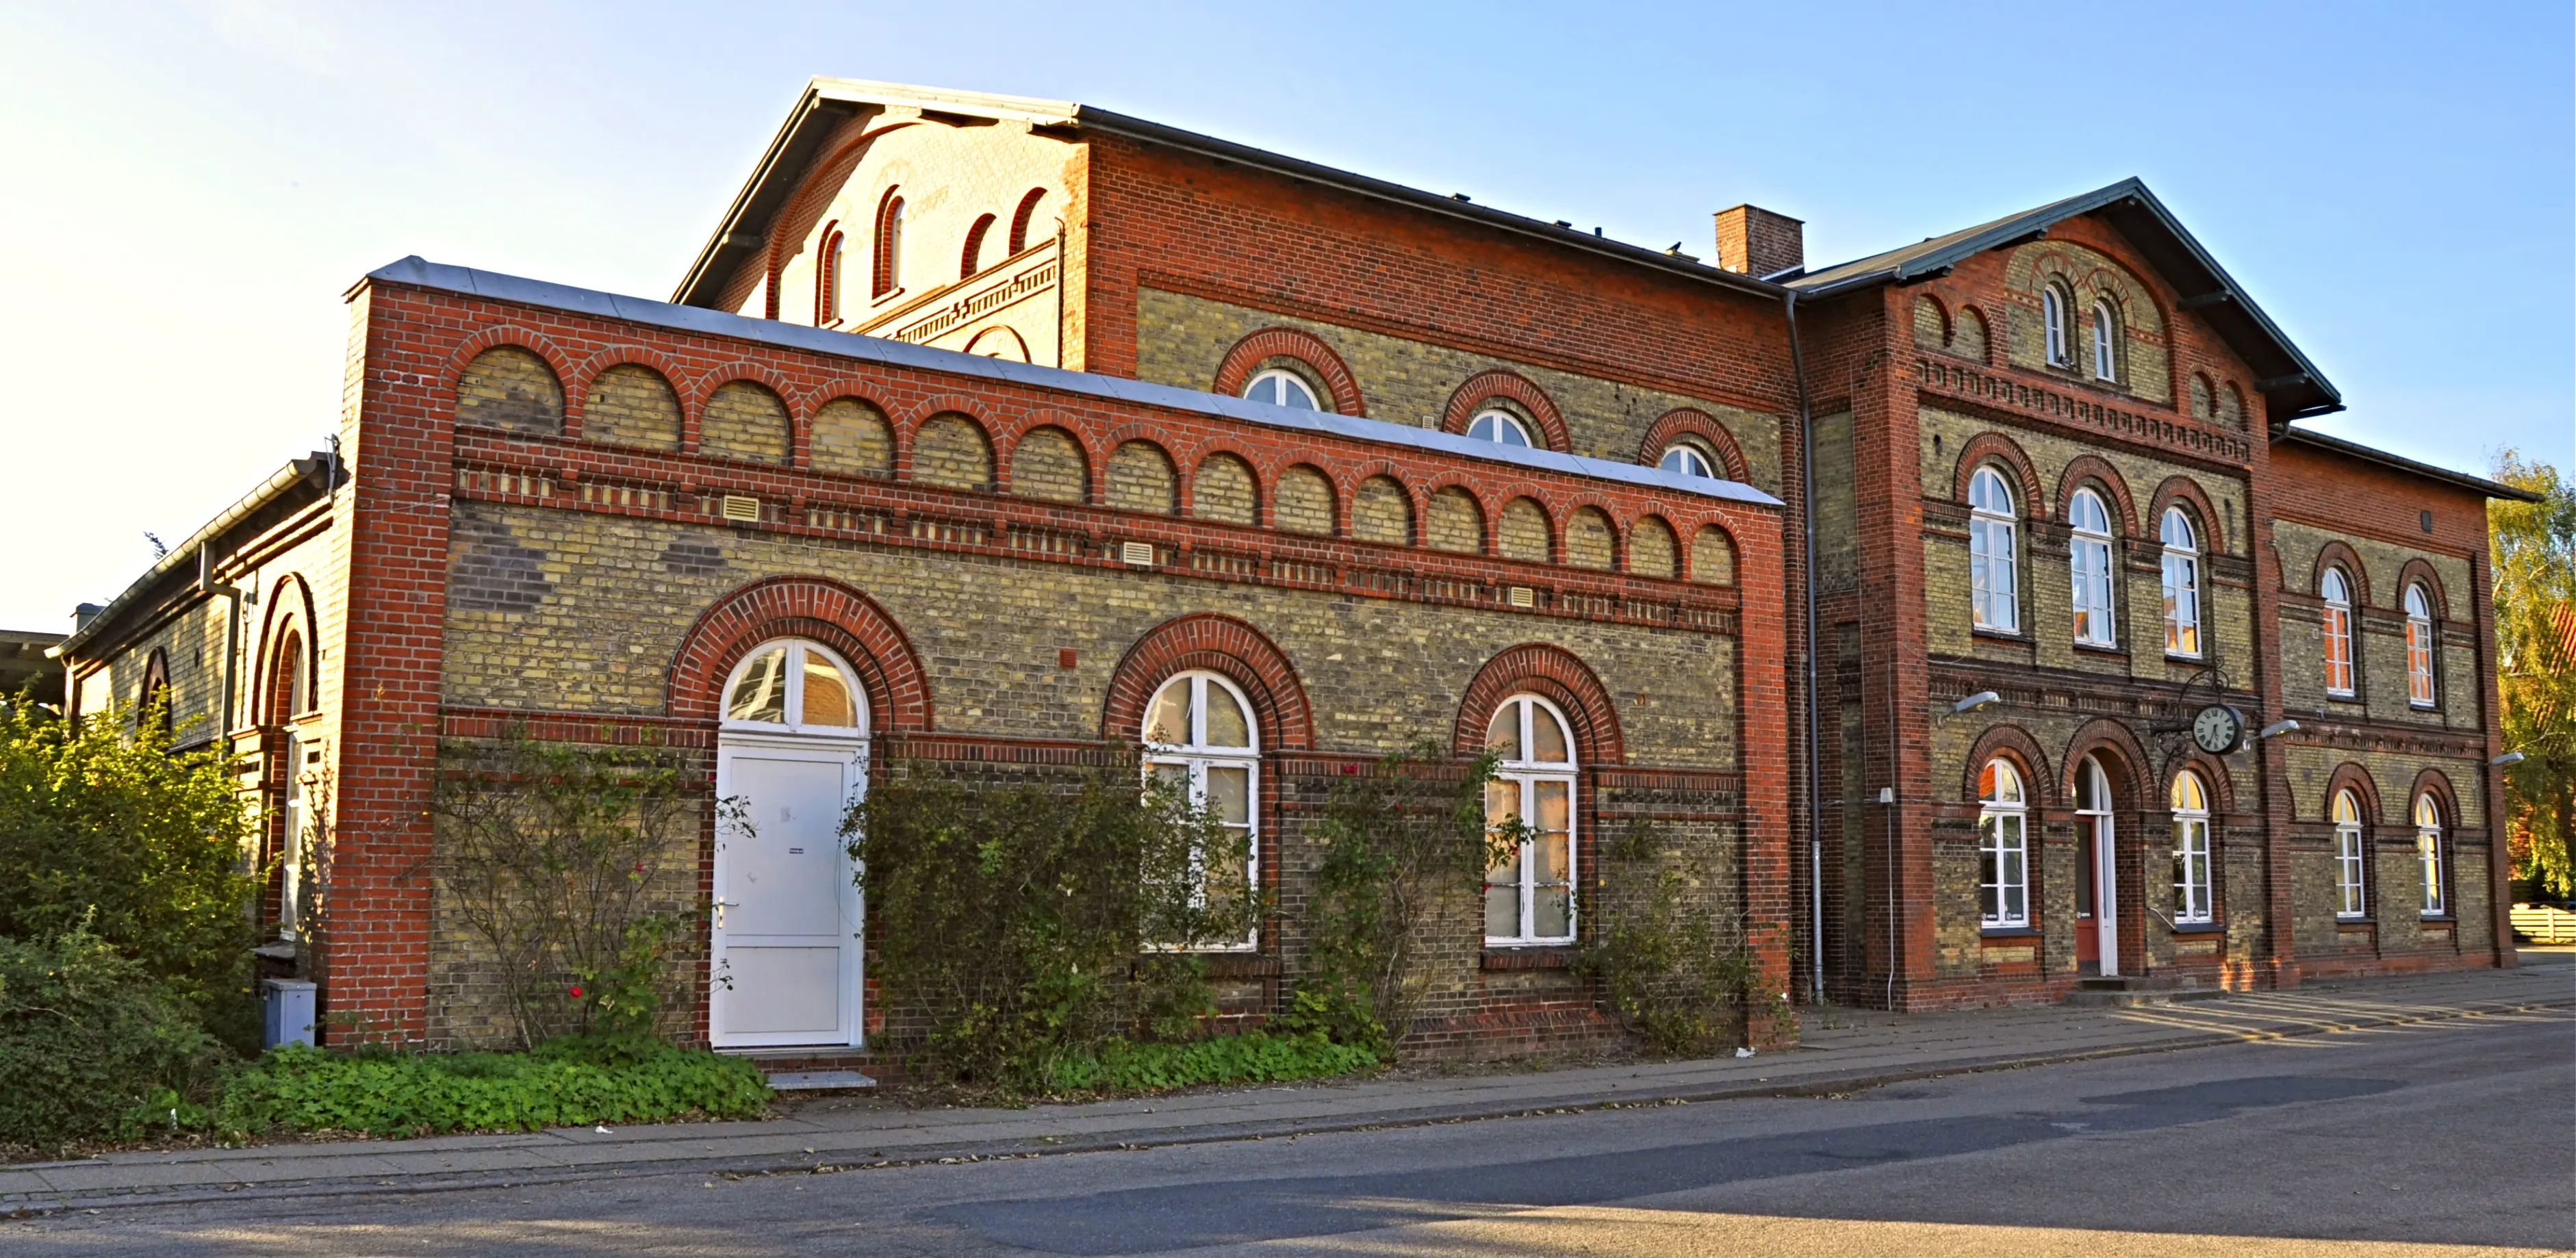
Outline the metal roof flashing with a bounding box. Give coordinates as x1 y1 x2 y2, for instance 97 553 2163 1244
368 257 1783 511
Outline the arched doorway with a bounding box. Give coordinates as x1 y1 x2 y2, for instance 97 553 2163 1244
2074 754 2119 976
710 639 869 1049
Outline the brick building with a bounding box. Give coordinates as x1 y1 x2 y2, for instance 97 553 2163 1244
55 79 2531 1054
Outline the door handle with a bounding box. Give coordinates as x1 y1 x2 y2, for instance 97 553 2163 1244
713 899 739 928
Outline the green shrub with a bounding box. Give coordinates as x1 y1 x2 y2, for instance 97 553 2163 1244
1041 1030 1377 1094
212 1034 771 1138
845 764 1254 1088
1284 747 1505 1056
1579 821 1763 1057
0 930 228 1156
0 699 259 1041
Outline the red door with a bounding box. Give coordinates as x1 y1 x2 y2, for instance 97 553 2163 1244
2075 815 2101 971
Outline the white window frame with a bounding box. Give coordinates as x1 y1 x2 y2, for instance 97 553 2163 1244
1969 467 2019 633
1143 670 1260 951
1484 694 1578 946
1467 409 1535 449
2321 568 2356 697
722 639 871 736
2170 771 2214 925
1659 444 1714 478
2091 300 2118 381
2069 488 2116 647
2160 507 2202 658
2414 793 2445 916
2404 585 2436 708
2332 789 2367 919
1243 368 1319 411
1978 759 2029 929
2043 286 2071 366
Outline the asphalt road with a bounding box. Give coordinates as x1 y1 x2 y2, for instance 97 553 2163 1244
10 1007 2571 1257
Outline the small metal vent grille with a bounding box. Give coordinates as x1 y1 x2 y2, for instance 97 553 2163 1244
720 495 761 522
1120 541 1156 567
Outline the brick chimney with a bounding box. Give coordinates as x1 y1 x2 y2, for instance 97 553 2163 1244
1713 205 1803 278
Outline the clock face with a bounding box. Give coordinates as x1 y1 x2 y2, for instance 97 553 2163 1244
2191 705 2242 755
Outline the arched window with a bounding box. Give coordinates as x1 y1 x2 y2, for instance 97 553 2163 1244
1969 467 2019 633
2170 771 2212 925
2160 507 2202 658
1467 409 1534 448
2404 584 2436 707
1484 695 1577 945
871 190 905 298
816 227 845 324
2043 284 2072 367
723 639 867 734
1978 758 2028 928
2069 488 2115 647
960 213 997 279
1242 368 1318 410
2332 788 2367 919
1144 671 1259 948
1658 444 1715 478
1006 187 1047 254
2414 793 2445 916
2321 568 2355 697
2091 300 2118 381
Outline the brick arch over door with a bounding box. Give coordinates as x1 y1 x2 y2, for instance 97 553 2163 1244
1950 431 2047 519
2061 717 2152 812
256 572 320 727
667 576 934 732
1453 643 1624 767
1962 723 2056 810
1638 408 1749 482
1101 613 1314 751
1441 370 1570 454
1210 327 1366 416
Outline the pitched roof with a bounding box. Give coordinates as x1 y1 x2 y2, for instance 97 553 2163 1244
670 78 1784 311
370 256 1781 510
2280 424 2542 502
1789 178 2342 423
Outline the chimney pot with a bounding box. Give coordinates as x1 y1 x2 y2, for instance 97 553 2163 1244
1714 205 1803 278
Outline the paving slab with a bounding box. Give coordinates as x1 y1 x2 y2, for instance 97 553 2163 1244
3 960 2563 1214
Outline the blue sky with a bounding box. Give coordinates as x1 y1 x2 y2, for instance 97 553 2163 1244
2 1 2567 630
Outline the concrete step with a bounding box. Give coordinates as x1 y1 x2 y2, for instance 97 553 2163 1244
764 1070 876 1092
2065 975 2227 1007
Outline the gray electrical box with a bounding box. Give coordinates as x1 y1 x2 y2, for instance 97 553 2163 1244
262 978 317 1049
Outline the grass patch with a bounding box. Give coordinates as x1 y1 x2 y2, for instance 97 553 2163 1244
184 1034 771 1140
1039 1030 1378 1094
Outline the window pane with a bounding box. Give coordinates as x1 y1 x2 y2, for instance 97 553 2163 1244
1206 765 1251 826
1245 376 1279 406
726 647 789 723
1535 823 1570 884
1149 762 1188 795
1281 376 1316 410
1485 884 1522 938
1205 683 1251 748
1485 704 1522 760
1531 708 1570 763
1534 779 1570 834
800 652 857 727
1533 886 1570 938
1147 678 1193 745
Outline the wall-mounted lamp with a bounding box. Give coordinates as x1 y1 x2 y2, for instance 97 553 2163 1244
2492 751 2526 767
2255 719 2301 741
1952 691 2001 713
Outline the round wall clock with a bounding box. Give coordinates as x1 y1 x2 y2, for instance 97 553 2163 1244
2191 704 2245 756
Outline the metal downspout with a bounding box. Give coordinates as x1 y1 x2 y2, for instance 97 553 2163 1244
1785 290 1824 1005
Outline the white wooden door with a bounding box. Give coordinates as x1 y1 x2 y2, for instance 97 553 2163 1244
711 738 864 1048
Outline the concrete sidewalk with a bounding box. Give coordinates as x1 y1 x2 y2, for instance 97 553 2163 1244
5 957 2568 1214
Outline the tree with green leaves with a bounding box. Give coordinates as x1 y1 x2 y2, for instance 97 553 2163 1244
2490 449 2576 898
0 697 260 1042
